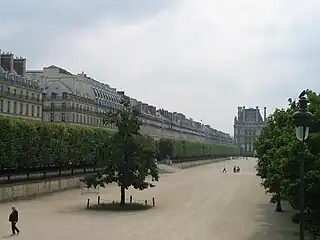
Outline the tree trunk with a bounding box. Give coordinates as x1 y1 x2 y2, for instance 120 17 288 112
275 196 283 212
120 186 125 205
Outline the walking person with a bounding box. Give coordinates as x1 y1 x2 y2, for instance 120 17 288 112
9 207 20 235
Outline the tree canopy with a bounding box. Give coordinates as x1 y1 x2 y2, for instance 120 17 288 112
255 90 320 234
82 99 159 205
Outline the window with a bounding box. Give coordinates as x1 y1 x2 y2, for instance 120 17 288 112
80 115 82 123
72 103 75 108
87 116 89 124
0 100 3 112
90 117 92 125
7 100 10 113
62 92 68 99
61 113 65 122
62 102 66 108
76 104 79 109
50 113 54 122
26 104 29 116
76 114 79 122
20 103 23 115
31 93 35 100
31 105 35 116
20 90 23 97
37 106 40 117
72 113 75 122
7 87 10 93
26 92 29 99
51 92 57 99
37 94 40 102
51 103 55 109
13 89 16 96
0 86 3 93
13 102 17 114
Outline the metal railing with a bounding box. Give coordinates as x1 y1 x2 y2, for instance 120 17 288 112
0 164 103 184
0 90 41 103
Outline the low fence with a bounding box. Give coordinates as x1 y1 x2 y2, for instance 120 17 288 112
0 165 103 185
86 195 156 209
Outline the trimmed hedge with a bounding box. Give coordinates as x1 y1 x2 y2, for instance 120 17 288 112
0 117 240 168
156 139 239 162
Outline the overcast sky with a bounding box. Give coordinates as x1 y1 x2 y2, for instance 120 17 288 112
1 0 320 134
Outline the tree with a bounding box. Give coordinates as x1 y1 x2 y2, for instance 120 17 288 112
82 99 159 205
255 108 295 212
255 90 320 235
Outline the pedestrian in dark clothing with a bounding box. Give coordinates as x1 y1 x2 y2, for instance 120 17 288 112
9 207 20 235
222 165 227 173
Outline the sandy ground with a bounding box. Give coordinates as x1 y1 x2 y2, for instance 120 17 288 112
0 158 299 240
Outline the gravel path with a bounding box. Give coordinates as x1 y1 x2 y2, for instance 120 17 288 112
0 158 298 239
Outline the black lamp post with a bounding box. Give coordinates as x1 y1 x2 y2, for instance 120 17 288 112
292 94 314 240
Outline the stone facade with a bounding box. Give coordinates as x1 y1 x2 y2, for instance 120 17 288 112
25 66 233 144
0 50 42 121
233 106 266 156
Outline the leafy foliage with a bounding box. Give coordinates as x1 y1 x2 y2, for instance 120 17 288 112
0 118 111 170
255 89 320 233
0 116 239 171
82 99 159 205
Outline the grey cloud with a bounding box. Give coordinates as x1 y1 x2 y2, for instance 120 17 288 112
1 0 174 63
2 1 320 133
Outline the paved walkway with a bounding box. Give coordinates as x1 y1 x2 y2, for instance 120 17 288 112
0 158 298 239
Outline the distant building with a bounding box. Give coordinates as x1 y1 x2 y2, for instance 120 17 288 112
26 65 233 144
233 106 266 156
0 50 42 121
27 66 121 129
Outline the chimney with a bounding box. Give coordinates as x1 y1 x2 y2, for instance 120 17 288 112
264 107 267 122
0 52 14 73
242 106 246 122
255 106 259 122
13 57 26 76
237 106 241 122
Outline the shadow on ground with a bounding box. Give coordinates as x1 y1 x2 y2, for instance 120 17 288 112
247 201 300 240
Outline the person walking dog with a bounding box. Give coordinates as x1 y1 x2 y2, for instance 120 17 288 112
9 207 20 235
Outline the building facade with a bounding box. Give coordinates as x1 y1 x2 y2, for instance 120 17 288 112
0 50 42 121
233 106 266 156
26 65 233 144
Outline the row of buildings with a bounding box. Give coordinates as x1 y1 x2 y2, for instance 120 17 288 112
0 50 233 144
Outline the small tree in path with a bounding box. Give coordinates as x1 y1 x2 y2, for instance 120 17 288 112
83 99 159 205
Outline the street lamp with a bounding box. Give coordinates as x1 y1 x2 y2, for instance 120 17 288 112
292 95 314 240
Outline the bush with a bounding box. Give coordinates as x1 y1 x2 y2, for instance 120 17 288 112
0 117 112 169
155 138 240 162
0 116 240 169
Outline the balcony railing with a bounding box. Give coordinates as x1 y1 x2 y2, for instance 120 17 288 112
0 90 41 103
43 105 105 115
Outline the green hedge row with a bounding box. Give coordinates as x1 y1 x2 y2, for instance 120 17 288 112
156 139 240 161
0 117 240 168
